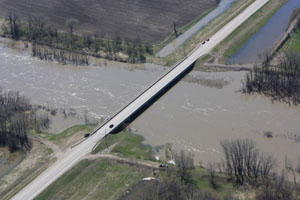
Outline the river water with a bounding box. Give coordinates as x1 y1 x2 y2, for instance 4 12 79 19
156 0 237 57
1 40 300 167
228 0 300 64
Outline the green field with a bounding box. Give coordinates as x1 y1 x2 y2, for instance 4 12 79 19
93 132 154 161
35 129 241 200
191 167 236 198
35 159 151 200
281 29 300 52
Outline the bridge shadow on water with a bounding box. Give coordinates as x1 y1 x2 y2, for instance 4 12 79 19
111 61 196 134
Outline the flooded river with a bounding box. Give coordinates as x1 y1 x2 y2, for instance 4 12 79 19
1 40 300 167
228 0 300 64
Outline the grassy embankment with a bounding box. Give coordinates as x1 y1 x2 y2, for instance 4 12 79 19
92 132 154 161
211 0 289 64
191 167 236 198
280 6 300 52
41 125 95 145
157 166 237 199
281 28 300 52
35 130 239 200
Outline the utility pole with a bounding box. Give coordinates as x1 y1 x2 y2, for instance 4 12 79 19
173 22 179 38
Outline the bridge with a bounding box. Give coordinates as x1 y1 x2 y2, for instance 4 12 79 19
11 0 269 199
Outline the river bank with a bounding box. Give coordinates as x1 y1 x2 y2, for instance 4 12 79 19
212 0 289 64
151 0 256 67
0 0 271 70
226 0 300 64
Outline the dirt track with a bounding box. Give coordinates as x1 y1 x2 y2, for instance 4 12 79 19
85 153 160 169
0 0 217 44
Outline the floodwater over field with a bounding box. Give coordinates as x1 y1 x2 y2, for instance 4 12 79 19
1 40 300 167
0 40 167 118
156 0 237 57
228 0 300 64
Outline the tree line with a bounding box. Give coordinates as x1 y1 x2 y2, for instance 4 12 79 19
137 149 234 200
221 139 275 186
2 13 153 64
0 89 31 152
32 45 89 65
0 88 50 152
137 138 300 200
242 52 300 105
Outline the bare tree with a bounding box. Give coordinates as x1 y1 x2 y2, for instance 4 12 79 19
158 179 186 200
66 18 78 36
84 110 90 125
7 12 20 39
0 90 31 152
195 191 221 200
243 52 300 105
295 156 300 174
173 22 179 38
208 162 217 189
183 183 197 200
175 150 195 184
256 171 297 200
221 138 275 186
285 156 297 185
165 143 176 162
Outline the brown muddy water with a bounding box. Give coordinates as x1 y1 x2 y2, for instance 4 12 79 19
1 39 300 168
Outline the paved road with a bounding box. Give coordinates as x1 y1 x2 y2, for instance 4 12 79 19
11 0 269 199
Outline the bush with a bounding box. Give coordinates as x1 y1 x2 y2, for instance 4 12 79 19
256 172 298 200
264 131 273 138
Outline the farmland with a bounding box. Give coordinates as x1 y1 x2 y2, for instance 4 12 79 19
0 0 217 44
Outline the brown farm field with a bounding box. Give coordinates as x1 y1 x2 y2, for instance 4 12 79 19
0 0 217 44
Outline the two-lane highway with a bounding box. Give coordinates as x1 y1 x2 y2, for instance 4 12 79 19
11 0 269 199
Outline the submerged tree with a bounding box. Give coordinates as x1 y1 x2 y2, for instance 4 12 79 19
242 52 300 105
7 12 20 40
